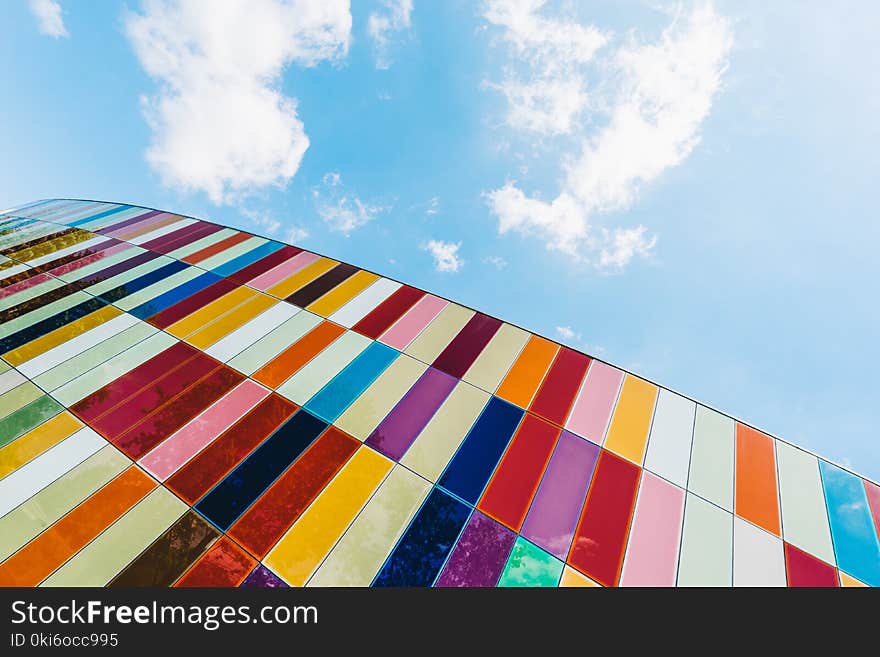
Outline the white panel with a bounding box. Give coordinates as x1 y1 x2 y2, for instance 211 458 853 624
0 263 30 283
276 331 371 404
776 441 836 565
688 405 735 511
644 389 696 488
0 369 27 396
0 428 107 518
206 302 299 362
677 493 733 587
733 517 786 587
329 278 402 328
17 313 139 377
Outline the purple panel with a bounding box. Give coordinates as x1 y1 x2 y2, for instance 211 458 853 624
435 511 515 587
239 565 288 588
96 210 162 235
365 367 457 461
520 431 600 560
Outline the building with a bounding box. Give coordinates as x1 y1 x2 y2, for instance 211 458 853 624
0 198 877 587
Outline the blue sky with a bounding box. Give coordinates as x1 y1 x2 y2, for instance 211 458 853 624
2 0 878 481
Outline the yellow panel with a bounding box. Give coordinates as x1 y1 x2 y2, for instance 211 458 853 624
0 412 83 478
306 270 379 317
603 374 658 465
186 294 277 350
165 286 255 338
559 566 601 587
839 571 867 587
264 446 392 586
3 305 122 366
6 229 94 262
267 257 338 300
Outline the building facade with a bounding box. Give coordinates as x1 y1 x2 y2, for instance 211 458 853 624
0 198 877 587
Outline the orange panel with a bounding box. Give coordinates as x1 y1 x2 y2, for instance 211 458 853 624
495 335 558 409
735 424 781 536
252 321 346 389
0 466 155 586
183 232 251 264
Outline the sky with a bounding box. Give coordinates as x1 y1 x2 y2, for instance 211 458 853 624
1 0 879 481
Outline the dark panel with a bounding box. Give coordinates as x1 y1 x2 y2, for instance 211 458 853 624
285 262 358 308
373 488 470 587
195 410 329 530
108 511 219 587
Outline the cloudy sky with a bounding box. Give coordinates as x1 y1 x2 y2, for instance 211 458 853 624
2 0 879 480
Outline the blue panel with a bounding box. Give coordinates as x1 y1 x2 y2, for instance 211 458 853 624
0 297 109 354
195 410 328 530
373 488 471 587
0 219 37 233
304 342 399 423
97 260 190 304
210 240 285 278
67 204 133 227
819 461 880 586
437 396 524 505
128 271 222 320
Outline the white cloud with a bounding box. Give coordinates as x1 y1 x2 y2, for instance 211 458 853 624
367 0 413 69
242 206 308 243
423 239 463 272
285 225 309 243
482 255 508 270
555 325 581 342
483 2 732 270
125 0 352 205
426 196 440 215
599 226 657 271
483 0 608 135
314 171 388 235
29 0 68 38
241 207 281 235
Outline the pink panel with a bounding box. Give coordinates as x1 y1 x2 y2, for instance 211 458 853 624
565 361 624 445
619 472 685 587
0 272 53 299
248 251 320 291
139 379 270 480
379 294 448 350
866 479 880 538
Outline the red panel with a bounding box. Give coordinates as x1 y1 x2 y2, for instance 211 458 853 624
227 245 302 286
113 366 244 459
140 221 216 253
477 414 560 531
229 426 360 557
175 538 256 587
165 394 297 504
785 543 838 587
70 342 198 423
529 348 590 426
568 450 641 586
352 285 424 339
90 354 217 440
431 313 502 379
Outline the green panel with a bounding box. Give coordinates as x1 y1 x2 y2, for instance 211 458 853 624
0 395 64 448
498 536 563 587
